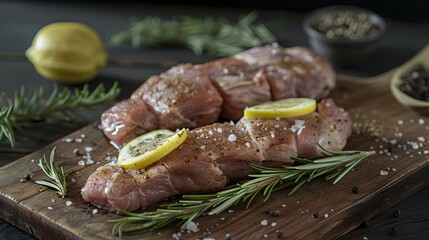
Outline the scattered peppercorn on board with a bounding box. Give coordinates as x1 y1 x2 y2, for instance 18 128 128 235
1 77 429 240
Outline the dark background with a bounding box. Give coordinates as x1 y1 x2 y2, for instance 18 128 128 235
1 1 429 239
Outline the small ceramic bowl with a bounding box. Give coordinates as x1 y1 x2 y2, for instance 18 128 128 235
390 44 429 115
303 5 386 67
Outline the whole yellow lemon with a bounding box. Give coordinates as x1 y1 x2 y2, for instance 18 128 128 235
26 22 108 84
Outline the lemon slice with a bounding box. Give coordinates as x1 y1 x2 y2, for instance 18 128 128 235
244 98 316 119
118 129 187 170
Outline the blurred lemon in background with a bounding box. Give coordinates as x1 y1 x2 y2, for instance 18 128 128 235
26 22 107 84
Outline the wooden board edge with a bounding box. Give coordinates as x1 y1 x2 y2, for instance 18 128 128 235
0 193 81 240
310 163 429 239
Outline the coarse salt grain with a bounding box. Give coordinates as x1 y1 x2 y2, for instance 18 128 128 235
75 138 83 143
86 159 95 165
419 119 425 125
264 234 268 238
71 178 76 183
64 138 73 143
48 206 53 210
418 137 425 142
271 222 277 227
200 145 206 150
85 146 93 152
271 133 275 138
92 209 98 214
217 128 223 133
228 134 237 142
110 141 121 150
65 201 72 206
185 221 199 232
245 142 251 148
261 219 268 226
290 120 306 135
324 213 329 218
380 170 389 176
172 233 180 240
397 120 404 125
78 160 85 166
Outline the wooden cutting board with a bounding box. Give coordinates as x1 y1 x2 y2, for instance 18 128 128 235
1 76 429 240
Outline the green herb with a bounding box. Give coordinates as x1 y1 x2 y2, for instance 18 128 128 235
0 82 120 147
110 146 375 236
34 147 72 197
109 12 276 57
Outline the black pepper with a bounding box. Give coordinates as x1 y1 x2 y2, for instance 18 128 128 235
352 186 359 194
276 230 283 239
398 64 429 101
264 207 272 215
313 211 320 218
394 209 401 217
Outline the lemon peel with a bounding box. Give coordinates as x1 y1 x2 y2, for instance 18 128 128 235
244 98 317 119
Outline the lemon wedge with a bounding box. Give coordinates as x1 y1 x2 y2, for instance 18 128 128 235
118 129 187 170
244 98 317 119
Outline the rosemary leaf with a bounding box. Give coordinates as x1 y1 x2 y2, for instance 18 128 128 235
109 12 277 57
110 146 375 236
34 147 71 197
0 82 120 147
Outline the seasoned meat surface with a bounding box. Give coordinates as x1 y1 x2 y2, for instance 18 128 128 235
234 44 336 100
197 58 271 120
82 99 351 211
101 99 158 146
131 64 223 130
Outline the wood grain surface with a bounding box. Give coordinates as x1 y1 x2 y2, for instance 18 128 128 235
1 76 429 240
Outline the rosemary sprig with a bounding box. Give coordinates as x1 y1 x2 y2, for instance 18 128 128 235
34 147 72 197
109 12 276 57
110 146 375 236
0 82 120 147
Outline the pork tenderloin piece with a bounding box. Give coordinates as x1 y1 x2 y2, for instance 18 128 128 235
101 45 336 147
82 98 351 211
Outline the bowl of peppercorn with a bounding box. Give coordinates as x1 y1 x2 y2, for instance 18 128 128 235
390 44 429 114
303 5 386 67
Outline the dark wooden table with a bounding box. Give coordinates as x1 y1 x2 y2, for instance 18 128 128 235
1 1 429 239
